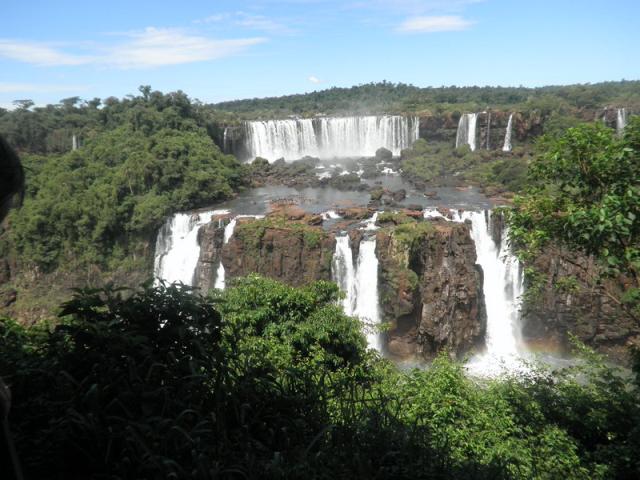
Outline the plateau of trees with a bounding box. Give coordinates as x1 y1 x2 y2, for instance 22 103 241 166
212 79 640 118
1 87 244 271
2 275 639 479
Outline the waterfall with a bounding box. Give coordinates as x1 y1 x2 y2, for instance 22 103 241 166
354 236 382 351
72 134 78 151
213 217 238 290
154 210 228 285
502 114 514 152
332 235 357 314
458 211 525 374
617 108 628 135
455 113 478 151
222 127 229 153
332 230 382 352
244 115 418 161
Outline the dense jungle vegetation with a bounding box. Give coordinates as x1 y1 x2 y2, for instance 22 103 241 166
0 88 245 272
1 85 640 478
213 80 640 118
2 276 640 479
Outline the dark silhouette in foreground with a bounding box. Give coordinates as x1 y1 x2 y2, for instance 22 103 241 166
0 134 24 480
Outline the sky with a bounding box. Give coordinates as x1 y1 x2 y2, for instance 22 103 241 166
1 0 639 109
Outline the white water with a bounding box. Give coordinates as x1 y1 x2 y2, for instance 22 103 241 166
213 218 238 290
154 210 229 285
354 237 382 351
456 113 478 151
332 235 357 314
502 114 514 152
617 108 627 135
458 211 526 375
245 115 418 161
331 214 382 352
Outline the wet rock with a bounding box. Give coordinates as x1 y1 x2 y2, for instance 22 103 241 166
375 147 393 162
391 189 406 202
376 220 485 361
521 246 639 364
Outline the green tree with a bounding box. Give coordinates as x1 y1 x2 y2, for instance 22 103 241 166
509 118 640 318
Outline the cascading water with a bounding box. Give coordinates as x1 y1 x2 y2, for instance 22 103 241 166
213 217 238 290
617 108 628 135
456 113 478 151
332 235 357 315
459 211 525 374
244 115 418 161
353 236 382 351
331 213 382 352
502 114 514 152
154 210 228 285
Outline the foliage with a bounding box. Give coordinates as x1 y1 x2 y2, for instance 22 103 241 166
5 89 244 270
2 277 640 478
233 214 327 250
509 118 640 318
400 138 530 192
210 80 640 119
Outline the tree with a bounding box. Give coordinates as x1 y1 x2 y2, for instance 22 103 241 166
508 118 640 318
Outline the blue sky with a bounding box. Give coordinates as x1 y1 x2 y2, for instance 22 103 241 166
1 0 639 108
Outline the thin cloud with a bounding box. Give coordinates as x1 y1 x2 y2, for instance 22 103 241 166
308 75 323 84
397 15 473 33
194 14 230 24
235 14 293 34
195 12 294 35
0 28 266 69
106 27 267 69
0 40 93 66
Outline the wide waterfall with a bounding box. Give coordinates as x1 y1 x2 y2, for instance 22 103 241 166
617 108 628 135
459 211 525 374
502 114 514 152
455 113 478 151
332 232 382 352
244 115 418 161
154 210 228 285
213 217 238 290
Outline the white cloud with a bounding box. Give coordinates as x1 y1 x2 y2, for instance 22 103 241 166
235 14 293 34
194 14 229 24
0 28 266 69
0 82 89 94
195 12 294 34
106 27 266 69
308 75 323 84
0 40 93 66
397 15 473 33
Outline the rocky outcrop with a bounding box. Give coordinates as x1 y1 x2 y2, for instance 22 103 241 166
219 215 334 287
375 215 485 361
194 220 226 291
521 247 640 362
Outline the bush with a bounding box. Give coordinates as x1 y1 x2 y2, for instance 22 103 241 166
2 277 639 478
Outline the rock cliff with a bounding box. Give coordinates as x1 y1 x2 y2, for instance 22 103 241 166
521 246 640 362
375 214 486 361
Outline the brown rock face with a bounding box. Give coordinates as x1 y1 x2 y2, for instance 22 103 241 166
218 219 335 287
376 219 486 361
194 221 226 291
521 246 639 363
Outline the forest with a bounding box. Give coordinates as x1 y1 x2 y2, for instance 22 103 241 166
1 83 640 479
